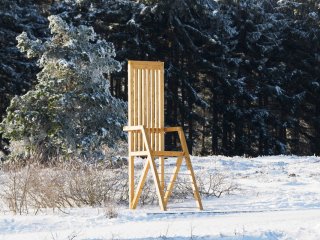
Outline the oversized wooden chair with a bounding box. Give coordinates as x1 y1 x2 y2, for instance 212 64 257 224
123 60 203 211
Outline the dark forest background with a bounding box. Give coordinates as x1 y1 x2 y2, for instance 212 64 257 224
1 0 319 157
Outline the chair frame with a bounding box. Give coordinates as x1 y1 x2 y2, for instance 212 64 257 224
123 61 203 211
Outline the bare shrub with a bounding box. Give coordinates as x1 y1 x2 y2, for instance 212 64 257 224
66 165 128 207
139 177 158 205
196 171 239 198
132 169 239 206
0 158 238 214
0 164 68 214
0 159 128 214
0 165 32 214
157 171 239 201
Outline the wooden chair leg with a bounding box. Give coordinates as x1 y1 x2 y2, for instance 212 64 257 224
184 154 203 210
131 127 166 211
129 127 202 211
178 129 203 210
159 156 165 192
129 156 135 209
141 127 166 211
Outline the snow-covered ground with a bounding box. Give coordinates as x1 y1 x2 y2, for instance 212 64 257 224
1 155 320 240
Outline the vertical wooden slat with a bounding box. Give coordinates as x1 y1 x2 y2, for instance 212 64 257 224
150 68 154 150
143 69 148 151
146 69 149 150
152 69 157 149
133 68 138 152
128 62 134 208
159 67 165 191
154 69 158 151
140 69 143 150
128 63 134 145
138 69 142 151
154 68 159 185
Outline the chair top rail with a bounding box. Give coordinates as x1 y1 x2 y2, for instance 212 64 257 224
129 60 164 69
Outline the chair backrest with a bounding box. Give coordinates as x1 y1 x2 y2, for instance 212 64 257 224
128 60 164 152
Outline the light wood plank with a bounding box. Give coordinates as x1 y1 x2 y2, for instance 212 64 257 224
141 127 166 211
154 69 158 151
125 126 181 132
123 125 143 131
150 69 154 150
142 69 146 151
159 68 165 191
146 69 150 151
129 156 134 208
152 151 184 157
128 63 134 209
137 69 142 151
133 68 138 151
129 150 184 157
178 129 203 210
129 60 164 68
129 151 149 156
164 127 182 132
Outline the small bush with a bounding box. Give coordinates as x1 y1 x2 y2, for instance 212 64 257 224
196 171 239 198
0 160 128 214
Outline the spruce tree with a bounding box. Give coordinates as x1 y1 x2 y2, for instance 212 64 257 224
0 15 126 161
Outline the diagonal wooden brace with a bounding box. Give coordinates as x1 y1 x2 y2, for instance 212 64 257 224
177 129 203 210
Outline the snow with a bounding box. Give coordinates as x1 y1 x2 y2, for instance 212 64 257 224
1 155 320 239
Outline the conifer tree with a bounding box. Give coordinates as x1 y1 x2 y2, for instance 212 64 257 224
0 15 126 161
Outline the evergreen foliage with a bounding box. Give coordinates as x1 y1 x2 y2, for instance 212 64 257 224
0 15 126 161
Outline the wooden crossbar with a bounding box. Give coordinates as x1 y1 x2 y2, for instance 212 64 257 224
125 60 203 211
129 151 184 157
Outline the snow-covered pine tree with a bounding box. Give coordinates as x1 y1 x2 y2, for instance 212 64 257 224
0 15 126 161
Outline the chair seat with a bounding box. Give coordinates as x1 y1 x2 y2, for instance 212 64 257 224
129 150 184 157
